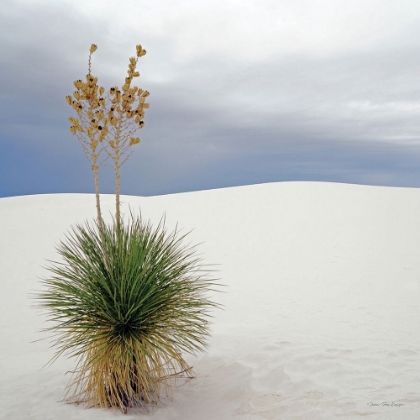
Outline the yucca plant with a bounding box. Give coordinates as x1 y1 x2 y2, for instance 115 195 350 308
38 215 219 413
37 42 220 414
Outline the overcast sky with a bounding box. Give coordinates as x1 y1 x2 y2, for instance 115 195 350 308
1 0 420 198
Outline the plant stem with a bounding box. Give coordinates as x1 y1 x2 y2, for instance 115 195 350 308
115 117 122 230
92 156 104 229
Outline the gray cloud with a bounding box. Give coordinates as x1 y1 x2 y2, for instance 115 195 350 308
1 0 420 198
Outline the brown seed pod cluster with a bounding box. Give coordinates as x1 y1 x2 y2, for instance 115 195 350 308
66 44 149 157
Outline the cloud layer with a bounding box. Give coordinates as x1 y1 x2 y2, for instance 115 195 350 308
1 0 420 197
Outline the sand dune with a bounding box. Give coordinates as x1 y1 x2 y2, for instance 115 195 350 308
1 182 419 419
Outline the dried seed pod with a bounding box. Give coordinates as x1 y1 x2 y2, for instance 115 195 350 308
95 110 104 120
72 101 83 112
86 75 98 86
136 45 146 57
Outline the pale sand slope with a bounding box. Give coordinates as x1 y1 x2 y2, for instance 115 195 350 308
0 181 419 420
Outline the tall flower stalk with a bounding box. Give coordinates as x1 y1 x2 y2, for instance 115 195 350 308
66 44 149 226
106 44 149 229
66 44 108 227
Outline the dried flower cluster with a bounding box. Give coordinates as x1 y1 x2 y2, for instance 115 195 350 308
66 44 150 227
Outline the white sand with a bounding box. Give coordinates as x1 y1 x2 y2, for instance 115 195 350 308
0 181 419 419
